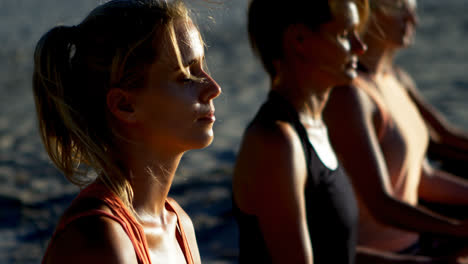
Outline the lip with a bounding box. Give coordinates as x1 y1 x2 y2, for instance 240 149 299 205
197 110 216 123
345 58 358 70
404 24 415 36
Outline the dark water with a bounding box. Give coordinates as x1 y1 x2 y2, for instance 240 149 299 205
1 0 467 263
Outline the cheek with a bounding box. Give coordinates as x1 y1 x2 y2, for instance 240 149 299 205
143 85 195 123
326 37 350 66
313 35 347 63
160 86 195 118
378 13 402 33
335 40 352 63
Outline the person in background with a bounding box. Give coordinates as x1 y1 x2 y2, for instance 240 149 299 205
34 0 221 263
324 0 468 261
233 1 368 263
233 0 435 262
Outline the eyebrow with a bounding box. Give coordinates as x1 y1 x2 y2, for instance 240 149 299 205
185 58 198 67
174 55 205 71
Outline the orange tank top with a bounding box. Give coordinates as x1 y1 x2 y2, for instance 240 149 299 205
42 182 194 264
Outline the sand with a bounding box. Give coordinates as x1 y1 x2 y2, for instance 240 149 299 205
1 0 467 263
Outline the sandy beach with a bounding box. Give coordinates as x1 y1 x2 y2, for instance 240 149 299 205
1 0 468 263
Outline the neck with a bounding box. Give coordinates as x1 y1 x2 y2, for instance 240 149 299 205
272 68 331 121
359 32 397 77
123 142 183 219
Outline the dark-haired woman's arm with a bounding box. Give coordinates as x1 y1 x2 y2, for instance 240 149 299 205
233 122 313 264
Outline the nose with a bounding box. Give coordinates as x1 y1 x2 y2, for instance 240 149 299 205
350 32 367 56
200 71 221 103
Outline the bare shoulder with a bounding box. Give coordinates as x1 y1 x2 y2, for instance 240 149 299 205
325 83 374 123
45 211 137 264
236 119 306 182
166 197 201 264
233 119 307 213
245 120 302 156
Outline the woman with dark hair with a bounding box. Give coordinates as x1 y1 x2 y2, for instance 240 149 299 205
233 0 466 262
324 0 468 261
232 0 369 263
34 1 220 263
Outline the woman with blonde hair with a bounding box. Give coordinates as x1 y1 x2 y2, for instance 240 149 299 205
324 0 468 261
34 0 221 263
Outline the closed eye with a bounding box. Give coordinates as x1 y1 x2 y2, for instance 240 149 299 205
338 31 349 40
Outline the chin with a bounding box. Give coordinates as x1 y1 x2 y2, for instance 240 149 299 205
392 34 414 49
190 132 215 150
335 70 357 86
345 70 357 80
402 37 415 47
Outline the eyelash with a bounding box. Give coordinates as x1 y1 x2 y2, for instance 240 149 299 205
180 61 207 84
181 77 194 85
338 31 349 40
182 76 207 85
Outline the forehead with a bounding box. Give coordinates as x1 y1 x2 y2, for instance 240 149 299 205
379 0 417 9
408 0 417 8
157 18 204 69
329 0 360 28
173 19 204 60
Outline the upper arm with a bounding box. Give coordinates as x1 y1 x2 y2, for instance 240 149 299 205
323 85 395 212
45 216 138 264
233 122 312 264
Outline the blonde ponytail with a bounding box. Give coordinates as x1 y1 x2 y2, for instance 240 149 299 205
32 0 191 210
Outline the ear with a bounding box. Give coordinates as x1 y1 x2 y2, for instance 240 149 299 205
106 88 137 124
283 24 313 59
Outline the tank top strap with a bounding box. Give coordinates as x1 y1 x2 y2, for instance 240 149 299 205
41 209 130 264
262 91 319 186
266 91 311 142
165 198 194 264
56 209 127 232
81 182 152 264
42 182 152 264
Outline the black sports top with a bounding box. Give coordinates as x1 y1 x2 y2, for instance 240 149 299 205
233 91 358 263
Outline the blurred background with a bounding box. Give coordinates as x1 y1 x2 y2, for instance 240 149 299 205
1 0 467 263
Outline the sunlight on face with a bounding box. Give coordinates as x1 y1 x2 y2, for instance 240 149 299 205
186 26 204 64
346 2 360 26
313 0 366 84
328 1 361 52
330 0 360 28
377 0 417 15
407 0 417 10
173 19 204 74
157 19 205 77
137 19 218 152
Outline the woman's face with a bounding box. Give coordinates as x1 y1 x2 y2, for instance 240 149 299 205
132 19 221 153
373 0 418 48
302 0 367 86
